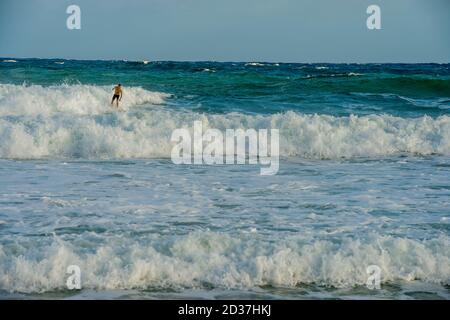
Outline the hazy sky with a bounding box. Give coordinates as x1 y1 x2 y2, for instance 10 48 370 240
0 0 449 62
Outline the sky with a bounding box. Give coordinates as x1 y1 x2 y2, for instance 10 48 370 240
0 0 449 63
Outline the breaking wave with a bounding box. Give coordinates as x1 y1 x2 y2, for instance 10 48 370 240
0 84 168 116
0 84 449 160
0 232 449 293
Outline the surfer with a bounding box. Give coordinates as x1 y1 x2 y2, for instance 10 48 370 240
111 84 123 108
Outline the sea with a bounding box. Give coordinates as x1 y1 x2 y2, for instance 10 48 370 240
0 59 449 299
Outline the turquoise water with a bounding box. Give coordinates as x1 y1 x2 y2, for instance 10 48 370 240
0 59 449 299
2 60 449 117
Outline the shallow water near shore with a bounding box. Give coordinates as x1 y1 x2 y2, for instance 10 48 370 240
0 158 449 299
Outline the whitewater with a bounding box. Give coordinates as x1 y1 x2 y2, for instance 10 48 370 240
0 84 449 160
0 60 449 299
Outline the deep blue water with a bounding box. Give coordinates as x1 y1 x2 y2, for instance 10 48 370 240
1 59 449 117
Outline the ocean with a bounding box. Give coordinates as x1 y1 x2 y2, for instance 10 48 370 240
0 59 449 299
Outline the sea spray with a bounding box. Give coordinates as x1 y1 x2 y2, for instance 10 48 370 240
0 84 449 160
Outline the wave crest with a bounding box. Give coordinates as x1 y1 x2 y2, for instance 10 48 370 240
0 84 449 160
1 232 449 293
0 84 169 116
1 111 449 160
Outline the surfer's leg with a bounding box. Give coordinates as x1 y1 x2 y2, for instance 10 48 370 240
112 95 120 108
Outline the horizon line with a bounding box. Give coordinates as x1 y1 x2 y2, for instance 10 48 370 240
1 56 449 65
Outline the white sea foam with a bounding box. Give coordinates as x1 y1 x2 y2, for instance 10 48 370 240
0 232 449 293
348 72 363 76
0 84 169 116
0 84 449 160
245 62 265 67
